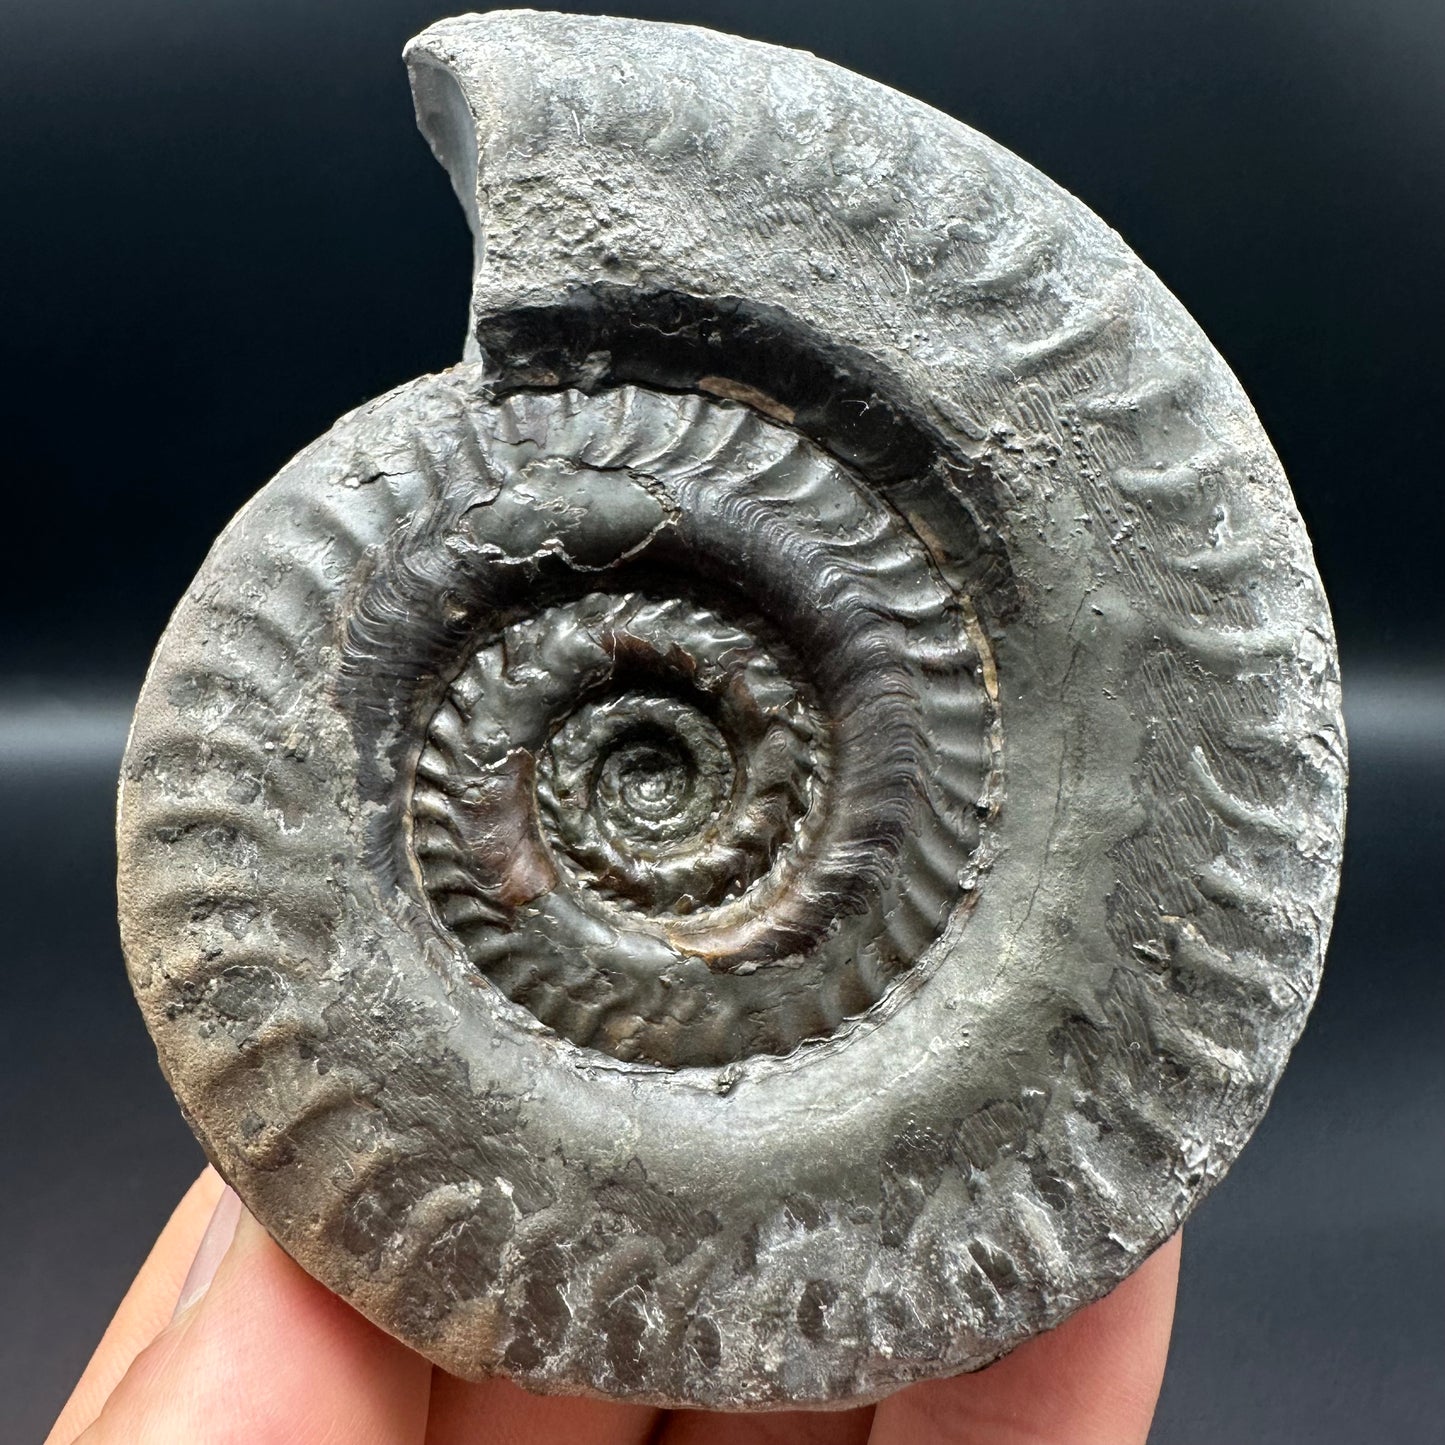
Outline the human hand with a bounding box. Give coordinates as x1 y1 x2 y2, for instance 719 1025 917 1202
49 1167 1179 1444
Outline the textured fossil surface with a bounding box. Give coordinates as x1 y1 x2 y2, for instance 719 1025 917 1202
117 10 1346 1409
402 389 996 1069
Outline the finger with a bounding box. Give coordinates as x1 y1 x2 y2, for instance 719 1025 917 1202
74 1201 432 1445
47 1165 226 1444
869 1231 1181 1445
425 1371 658 1445
654 1404 875 1445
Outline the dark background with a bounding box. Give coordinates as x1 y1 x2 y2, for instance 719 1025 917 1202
2 1 1440 1440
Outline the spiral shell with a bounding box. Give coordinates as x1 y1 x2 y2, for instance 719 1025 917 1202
117 11 1345 1409
383 385 997 1068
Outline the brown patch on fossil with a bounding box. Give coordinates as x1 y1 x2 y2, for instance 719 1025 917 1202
443 749 557 908
697 374 797 424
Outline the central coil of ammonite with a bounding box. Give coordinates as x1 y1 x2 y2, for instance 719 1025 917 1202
404 385 997 1068
533 599 823 917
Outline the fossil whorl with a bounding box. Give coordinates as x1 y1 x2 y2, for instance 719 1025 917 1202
117 11 1345 1410
389 386 997 1068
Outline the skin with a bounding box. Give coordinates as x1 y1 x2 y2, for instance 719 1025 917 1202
49 1168 1180 1445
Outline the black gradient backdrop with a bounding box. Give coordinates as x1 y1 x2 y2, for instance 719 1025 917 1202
1 2 1440 1440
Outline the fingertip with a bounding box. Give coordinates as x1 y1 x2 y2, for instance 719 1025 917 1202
83 1199 432 1445
870 1230 1182 1445
424 1371 659 1445
171 1183 242 1319
46 1165 229 1445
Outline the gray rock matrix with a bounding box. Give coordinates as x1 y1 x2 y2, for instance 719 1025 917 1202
117 10 1345 1408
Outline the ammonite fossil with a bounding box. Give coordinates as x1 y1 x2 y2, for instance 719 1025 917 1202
117 11 1346 1409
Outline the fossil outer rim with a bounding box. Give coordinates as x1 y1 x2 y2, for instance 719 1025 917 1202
117 10 1346 1410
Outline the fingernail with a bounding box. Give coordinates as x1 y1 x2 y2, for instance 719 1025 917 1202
173 1184 243 1319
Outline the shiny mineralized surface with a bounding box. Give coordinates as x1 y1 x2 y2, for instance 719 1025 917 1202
116 11 1346 1409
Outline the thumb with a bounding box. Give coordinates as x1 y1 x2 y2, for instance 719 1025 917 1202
76 1186 432 1445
